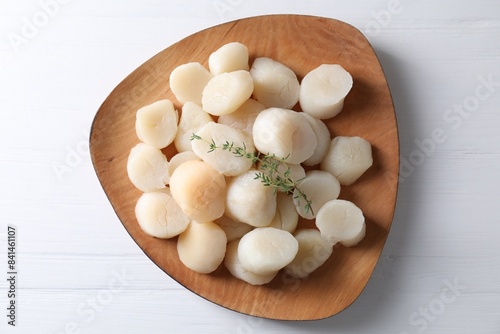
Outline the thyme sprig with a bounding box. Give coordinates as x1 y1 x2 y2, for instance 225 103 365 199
191 133 313 215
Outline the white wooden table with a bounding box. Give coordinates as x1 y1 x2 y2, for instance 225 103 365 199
1 1 499 333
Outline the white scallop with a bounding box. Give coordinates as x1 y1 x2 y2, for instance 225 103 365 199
214 215 253 242
315 199 366 247
301 113 331 166
201 70 254 116
135 188 190 239
127 143 169 192
169 160 226 223
267 192 299 233
299 64 353 119
320 136 373 186
168 151 201 176
252 107 317 164
238 227 298 275
284 229 333 278
250 57 300 109
217 98 265 138
224 239 277 285
177 221 227 274
135 99 178 149
169 62 213 105
225 169 277 227
208 42 250 75
293 170 341 219
174 102 213 152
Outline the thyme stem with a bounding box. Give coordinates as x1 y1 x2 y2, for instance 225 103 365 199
191 133 314 215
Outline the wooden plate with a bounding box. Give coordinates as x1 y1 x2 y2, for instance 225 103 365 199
90 14 399 320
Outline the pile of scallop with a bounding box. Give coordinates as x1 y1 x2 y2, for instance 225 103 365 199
126 42 373 285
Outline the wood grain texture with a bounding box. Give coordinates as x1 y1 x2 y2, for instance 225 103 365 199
89 14 398 320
